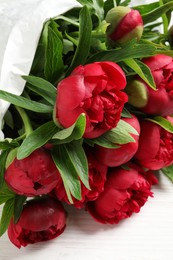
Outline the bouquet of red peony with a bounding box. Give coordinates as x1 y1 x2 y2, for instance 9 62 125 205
1 0 173 248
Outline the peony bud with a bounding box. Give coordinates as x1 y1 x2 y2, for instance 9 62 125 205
105 6 143 45
125 79 148 108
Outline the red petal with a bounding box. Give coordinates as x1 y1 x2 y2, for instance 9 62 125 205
57 75 85 110
135 120 160 161
107 167 138 189
143 54 173 71
100 61 126 89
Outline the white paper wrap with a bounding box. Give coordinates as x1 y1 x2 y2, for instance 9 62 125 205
0 0 78 139
0 0 156 141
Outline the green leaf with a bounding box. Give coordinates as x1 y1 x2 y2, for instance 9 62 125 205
52 114 86 141
17 121 59 160
104 0 115 15
0 184 15 205
77 0 104 19
155 49 173 57
104 119 138 144
124 59 156 90
66 142 89 189
87 41 156 63
89 119 138 148
66 6 92 75
134 2 159 15
0 139 19 150
0 90 53 113
31 21 49 75
26 84 55 105
0 150 9 189
0 198 14 236
5 147 18 168
55 15 79 27
92 0 104 20
119 0 130 6
142 1 173 24
44 26 64 83
86 135 120 148
63 39 74 55
52 145 82 201
147 116 173 133
121 108 132 118
14 195 26 224
22 76 56 94
162 165 173 182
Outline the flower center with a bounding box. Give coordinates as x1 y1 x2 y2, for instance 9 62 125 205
156 129 173 163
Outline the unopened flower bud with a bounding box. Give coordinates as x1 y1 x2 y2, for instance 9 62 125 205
105 6 143 45
125 80 148 108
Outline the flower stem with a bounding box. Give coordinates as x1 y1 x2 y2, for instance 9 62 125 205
159 0 168 35
15 106 33 136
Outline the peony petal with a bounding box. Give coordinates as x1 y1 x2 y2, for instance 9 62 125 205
5 161 36 195
57 106 84 128
57 75 85 110
100 61 126 89
143 54 173 71
18 198 66 231
135 120 160 161
107 167 138 189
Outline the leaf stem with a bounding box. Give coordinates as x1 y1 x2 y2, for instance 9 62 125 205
70 30 106 39
15 106 33 136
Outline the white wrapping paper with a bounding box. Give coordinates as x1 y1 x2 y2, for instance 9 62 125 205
0 0 155 140
0 0 79 139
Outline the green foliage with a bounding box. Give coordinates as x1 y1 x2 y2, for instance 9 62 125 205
52 114 86 144
44 26 64 83
17 121 59 159
146 116 173 133
162 165 173 182
66 6 92 75
124 59 156 90
0 90 53 113
88 119 138 148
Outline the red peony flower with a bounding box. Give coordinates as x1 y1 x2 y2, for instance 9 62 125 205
55 61 128 138
93 114 140 167
140 54 173 116
5 148 61 196
53 149 108 208
105 6 143 45
135 116 173 170
8 197 67 248
86 163 158 224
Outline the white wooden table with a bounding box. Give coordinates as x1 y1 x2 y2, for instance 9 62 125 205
1 0 173 259
1 173 173 260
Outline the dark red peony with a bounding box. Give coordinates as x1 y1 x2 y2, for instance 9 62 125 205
55 61 128 138
135 116 173 170
86 163 158 224
94 114 140 167
8 197 67 248
5 148 61 196
53 150 108 208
